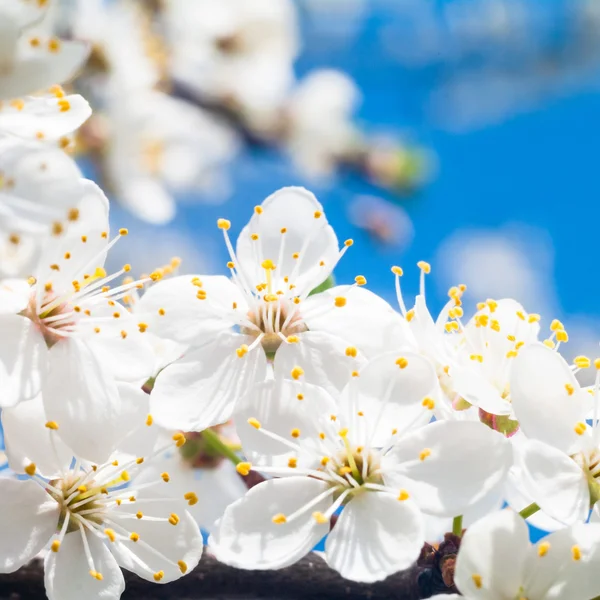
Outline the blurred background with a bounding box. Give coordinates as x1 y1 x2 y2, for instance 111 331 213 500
53 0 600 369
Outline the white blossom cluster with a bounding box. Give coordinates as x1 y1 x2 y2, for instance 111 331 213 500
1 2 600 600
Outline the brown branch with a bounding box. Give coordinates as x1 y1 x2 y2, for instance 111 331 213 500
0 553 438 600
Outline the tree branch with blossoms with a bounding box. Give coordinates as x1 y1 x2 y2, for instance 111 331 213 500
2 2 600 600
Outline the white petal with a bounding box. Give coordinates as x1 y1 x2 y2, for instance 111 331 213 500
454 509 528 599
151 332 267 431
381 421 513 517
209 477 331 569
273 330 365 396
136 274 245 345
301 285 411 358
510 342 586 453
525 523 600 600
0 39 89 101
450 365 512 415
1 393 71 476
0 278 30 313
517 438 589 526
44 530 125 600
135 452 247 533
43 338 122 464
325 493 424 583
235 379 337 469
82 305 154 384
0 314 47 407
0 95 91 140
109 499 203 584
0 478 59 572
339 350 438 446
236 187 339 295
34 179 109 298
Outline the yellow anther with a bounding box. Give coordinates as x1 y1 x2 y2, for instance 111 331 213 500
344 239 354 247
445 322 459 333
217 218 231 230
136 511 143 519
51 540 60 552
153 571 164 582
168 513 180 526
184 492 198 506
89 570 103 581
178 561 188 574
161 472 170 482
250 233 259 241
128 496 136 502
397 490 410 501
338 428 348 438
391 266 403 276
419 448 432 461
248 418 261 429
528 313 541 323
236 462 252 476
146 414 153 426
345 346 357 357
272 513 287 524
196 290 207 300
45 421 59 430
291 366 304 380
572 545 582 561
30 37 40 47
543 339 556 349
354 275 367 286
104 529 116 542
314 211 322 219
236 344 249 358
538 542 550 557
338 466 352 476
24 463 36 476
351 370 360 377
173 433 186 447
130 532 139 542
422 397 435 410
119 330 127 339
334 297 347 307
280 227 287 234
321 456 330 466
470 354 484 363
254 206 263 214
391 428 398 435
490 319 500 332
405 309 415 322
417 261 431 274
574 422 587 436
290 429 301 438
550 319 564 331
486 299 498 312
516 310 525 321
227 261 235 269
293 297 301 304
118 228 129 236
319 432 325 440
261 259 276 270
297 394 304 401
138 322 148 333
100 488 108 494
121 470 130 481
286 335 300 343
565 383 575 396
312 512 328 524
506 351 518 359
574 356 591 369
330 415 337 421
556 330 569 343
319 260 325 267
475 315 489 328
77 485 87 493
115 499 122 506
123 264 131 273
48 38 61 52
595 358 600 370
288 458 298 468
136 458 144 465
396 357 409 369
292 252 300 260
472 574 483 589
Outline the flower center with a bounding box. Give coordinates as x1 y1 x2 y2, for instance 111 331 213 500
573 449 600 505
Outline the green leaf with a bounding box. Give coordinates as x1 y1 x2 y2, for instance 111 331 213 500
308 274 335 297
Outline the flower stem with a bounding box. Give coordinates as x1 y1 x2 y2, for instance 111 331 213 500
200 428 241 465
519 502 540 519
452 515 463 536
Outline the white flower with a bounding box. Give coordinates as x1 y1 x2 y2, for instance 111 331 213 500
139 187 407 431
505 342 600 525
285 70 360 178
391 264 540 427
0 182 154 449
133 426 247 533
104 90 239 224
163 0 298 113
0 3 90 136
209 353 513 582
0 137 89 278
0 429 203 600
430 509 600 600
